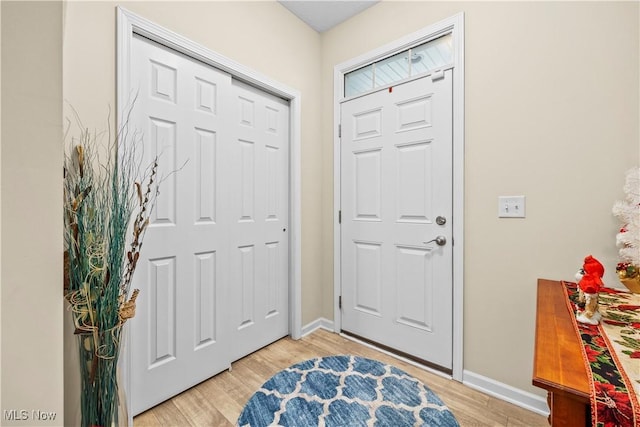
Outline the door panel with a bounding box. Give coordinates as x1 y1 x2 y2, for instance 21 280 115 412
130 35 290 415
131 34 233 414
341 72 453 370
354 241 382 315
228 80 289 362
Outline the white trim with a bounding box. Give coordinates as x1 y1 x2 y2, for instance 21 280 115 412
301 317 335 337
450 13 465 384
333 13 465 381
463 370 550 417
289 96 303 341
116 7 303 421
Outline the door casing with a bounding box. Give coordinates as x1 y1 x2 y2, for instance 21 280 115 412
333 12 465 381
117 7 303 422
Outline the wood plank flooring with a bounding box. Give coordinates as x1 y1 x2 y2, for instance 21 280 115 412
134 329 548 426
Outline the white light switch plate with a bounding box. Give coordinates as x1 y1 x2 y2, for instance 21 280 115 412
498 196 526 218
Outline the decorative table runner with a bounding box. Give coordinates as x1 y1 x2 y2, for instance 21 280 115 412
562 281 640 426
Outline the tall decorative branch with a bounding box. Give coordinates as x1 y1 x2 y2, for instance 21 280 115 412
63 106 158 427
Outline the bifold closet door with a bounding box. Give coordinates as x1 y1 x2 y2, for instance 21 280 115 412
227 79 290 363
129 34 289 415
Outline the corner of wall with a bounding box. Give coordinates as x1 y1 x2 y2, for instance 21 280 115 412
1 1 64 425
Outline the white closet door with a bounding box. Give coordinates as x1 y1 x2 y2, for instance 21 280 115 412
228 80 290 362
130 35 233 414
129 35 290 415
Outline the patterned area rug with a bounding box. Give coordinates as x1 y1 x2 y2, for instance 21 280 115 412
237 355 459 427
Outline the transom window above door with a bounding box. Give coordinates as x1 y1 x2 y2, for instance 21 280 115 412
344 33 452 97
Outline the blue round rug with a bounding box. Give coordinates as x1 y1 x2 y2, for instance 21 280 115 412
237 355 459 427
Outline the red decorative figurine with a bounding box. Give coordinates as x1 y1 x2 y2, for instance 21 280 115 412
575 255 604 325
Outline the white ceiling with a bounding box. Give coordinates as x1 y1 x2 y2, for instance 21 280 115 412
278 0 379 33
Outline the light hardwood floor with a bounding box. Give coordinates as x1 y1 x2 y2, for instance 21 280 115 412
134 329 548 426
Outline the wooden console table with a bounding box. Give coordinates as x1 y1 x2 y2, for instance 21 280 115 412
533 279 591 426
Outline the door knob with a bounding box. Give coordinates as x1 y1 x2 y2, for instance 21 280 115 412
424 236 447 246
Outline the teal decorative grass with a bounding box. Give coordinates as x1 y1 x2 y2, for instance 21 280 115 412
63 108 157 427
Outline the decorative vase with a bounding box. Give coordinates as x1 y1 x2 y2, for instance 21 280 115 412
621 276 640 294
63 110 152 427
76 325 128 427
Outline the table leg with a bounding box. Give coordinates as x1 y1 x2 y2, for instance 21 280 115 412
548 392 588 427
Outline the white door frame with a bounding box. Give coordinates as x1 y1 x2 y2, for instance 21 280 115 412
116 6 302 418
333 13 464 381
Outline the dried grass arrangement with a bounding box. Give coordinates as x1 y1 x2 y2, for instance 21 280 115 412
63 109 157 427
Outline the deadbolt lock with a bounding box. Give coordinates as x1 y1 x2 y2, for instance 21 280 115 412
436 216 447 225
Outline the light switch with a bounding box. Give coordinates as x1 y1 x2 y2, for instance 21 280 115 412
498 196 526 218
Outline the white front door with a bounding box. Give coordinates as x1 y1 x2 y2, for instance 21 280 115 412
340 71 453 371
130 34 289 415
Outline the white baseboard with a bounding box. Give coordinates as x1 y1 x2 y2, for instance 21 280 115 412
301 317 335 337
463 370 549 416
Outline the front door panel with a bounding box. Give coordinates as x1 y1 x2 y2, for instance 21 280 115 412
341 72 453 369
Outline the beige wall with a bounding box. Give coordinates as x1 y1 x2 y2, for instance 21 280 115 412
1 1 64 425
61 0 323 421
321 1 639 394
1 1 638 422
63 0 324 324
